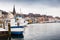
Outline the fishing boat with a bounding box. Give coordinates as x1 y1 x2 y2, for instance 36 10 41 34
8 12 28 35
10 17 28 35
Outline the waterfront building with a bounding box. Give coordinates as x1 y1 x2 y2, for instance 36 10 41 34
37 17 45 23
0 10 8 18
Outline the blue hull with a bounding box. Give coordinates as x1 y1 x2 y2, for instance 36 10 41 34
11 26 24 34
11 31 23 34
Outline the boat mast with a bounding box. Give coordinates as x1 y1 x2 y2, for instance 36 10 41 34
20 8 22 17
20 8 24 18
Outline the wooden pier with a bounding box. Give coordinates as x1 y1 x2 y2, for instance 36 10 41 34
0 20 11 40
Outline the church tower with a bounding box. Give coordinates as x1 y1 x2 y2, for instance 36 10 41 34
12 5 16 15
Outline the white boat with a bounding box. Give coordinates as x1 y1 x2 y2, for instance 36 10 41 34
10 17 28 35
7 6 28 35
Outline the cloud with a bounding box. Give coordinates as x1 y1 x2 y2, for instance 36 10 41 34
0 0 60 7
0 0 60 16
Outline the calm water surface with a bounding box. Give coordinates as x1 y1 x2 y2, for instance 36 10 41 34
11 23 60 40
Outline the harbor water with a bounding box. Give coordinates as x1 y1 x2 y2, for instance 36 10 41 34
11 23 60 40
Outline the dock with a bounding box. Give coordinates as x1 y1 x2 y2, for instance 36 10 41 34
0 20 11 40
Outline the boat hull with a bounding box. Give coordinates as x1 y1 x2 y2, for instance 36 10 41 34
11 31 23 34
11 26 24 34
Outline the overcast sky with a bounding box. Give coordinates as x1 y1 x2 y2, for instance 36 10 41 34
0 0 60 17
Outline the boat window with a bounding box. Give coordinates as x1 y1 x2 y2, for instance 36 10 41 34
15 18 19 22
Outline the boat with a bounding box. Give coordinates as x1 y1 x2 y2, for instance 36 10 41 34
9 16 28 35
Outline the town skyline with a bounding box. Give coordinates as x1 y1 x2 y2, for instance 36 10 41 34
0 5 60 24
0 0 60 17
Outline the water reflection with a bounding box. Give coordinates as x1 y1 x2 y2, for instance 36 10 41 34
24 23 60 40
11 34 24 40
